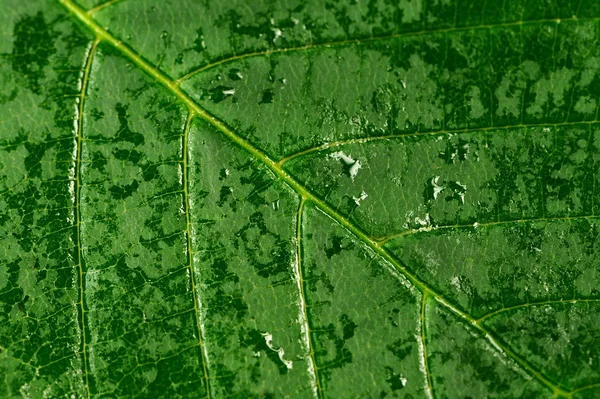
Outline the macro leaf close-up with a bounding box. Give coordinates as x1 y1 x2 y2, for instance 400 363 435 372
3 0 600 397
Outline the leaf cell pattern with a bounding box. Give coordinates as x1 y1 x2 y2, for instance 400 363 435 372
2 0 600 398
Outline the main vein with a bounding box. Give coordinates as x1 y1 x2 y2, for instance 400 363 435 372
183 112 212 398
74 38 99 399
295 199 323 399
57 1 570 396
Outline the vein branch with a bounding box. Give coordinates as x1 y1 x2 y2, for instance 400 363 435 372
57 1 570 395
277 120 600 166
375 214 600 244
176 16 594 83
183 112 212 398
568 382 600 396
87 0 127 15
75 38 99 399
476 298 600 324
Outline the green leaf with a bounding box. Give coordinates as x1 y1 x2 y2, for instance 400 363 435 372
2 0 600 397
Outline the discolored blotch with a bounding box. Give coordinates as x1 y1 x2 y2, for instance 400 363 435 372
109 179 139 200
10 12 56 93
260 89 274 104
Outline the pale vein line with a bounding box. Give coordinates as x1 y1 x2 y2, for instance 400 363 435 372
182 112 212 399
432 296 568 398
569 382 600 396
375 214 600 244
294 198 323 399
87 0 127 15
176 16 597 83
277 120 600 166
56 2 570 396
75 38 99 399
419 293 434 399
476 298 600 324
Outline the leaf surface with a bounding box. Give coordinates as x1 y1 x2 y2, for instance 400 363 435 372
2 0 600 398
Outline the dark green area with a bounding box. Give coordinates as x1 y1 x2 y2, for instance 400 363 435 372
2 0 600 398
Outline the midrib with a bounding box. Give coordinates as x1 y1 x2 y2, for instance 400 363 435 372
57 0 570 396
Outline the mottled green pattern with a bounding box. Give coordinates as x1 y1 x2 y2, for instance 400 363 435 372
0 1 90 397
425 300 547 398
80 46 206 397
188 120 308 397
301 205 423 397
2 0 600 398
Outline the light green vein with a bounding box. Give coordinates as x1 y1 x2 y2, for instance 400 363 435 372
87 0 126 15
277 120 599 166
476 298 600 324
176 16 598 83
57 1 570 396
420 293 434 399
568 382 600 396
75 38 99 399
183 112 212 399
375 214 600 244
295 198 323 399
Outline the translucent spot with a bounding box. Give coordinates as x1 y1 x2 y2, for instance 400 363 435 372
271 199 280 211
330 151 356 165
415 213 430 226
432 176 444 199
330 151 362 181
272 28 283 43
261 332 293 370
160 31 168 39
400 375 408 387
349 161 362 180
455 181 467 204
352 191 368 206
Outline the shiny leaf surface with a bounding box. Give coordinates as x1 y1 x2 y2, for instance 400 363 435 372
2 0 600 397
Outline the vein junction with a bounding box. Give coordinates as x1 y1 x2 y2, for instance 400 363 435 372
57 0 579 396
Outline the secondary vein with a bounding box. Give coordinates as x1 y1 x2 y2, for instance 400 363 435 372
294 199 323 399
375 214 600 244
182 112 213 398
75 38 99 399
277 120 600 166
175 16 595 84
420 294 434 399
57 1 571 396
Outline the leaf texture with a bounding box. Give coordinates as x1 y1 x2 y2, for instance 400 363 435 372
2 0 600 398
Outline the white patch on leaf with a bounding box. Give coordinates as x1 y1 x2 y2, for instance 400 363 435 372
432 176 445 199
261 332 293 370
352 191 368 206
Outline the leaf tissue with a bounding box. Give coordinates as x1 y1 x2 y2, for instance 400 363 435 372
2 0 600 397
